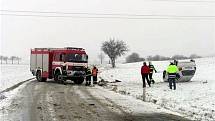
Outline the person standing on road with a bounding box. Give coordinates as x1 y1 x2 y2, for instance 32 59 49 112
92 66 98 84
148 62 157 84
85 67 92 86
141 62 151 88
167 62 179 90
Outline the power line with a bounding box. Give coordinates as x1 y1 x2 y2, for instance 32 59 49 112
1 9 215 18
1 13 214 20
144 0 215 2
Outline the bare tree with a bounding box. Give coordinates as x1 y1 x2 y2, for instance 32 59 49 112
172 55 188 60
98 52 105 64
3 56 8 64
101 38 128 68
10 56 17 64
0 56 3 64
17 57 21 64
147 55 171 61
189 54 201 59
126 53 145 63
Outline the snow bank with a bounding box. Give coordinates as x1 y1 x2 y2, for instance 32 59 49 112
0 64 34 118
88 86 185 118
0 64 33 92
99 57 215 121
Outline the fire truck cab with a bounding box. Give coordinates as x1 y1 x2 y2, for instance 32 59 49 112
30 47 88 84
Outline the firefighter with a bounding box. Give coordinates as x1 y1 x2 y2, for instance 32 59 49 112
92 66 98 84
148 62 157 84
85 67 92 86
167 62 179 90
174 60 178 66
141 62 151 88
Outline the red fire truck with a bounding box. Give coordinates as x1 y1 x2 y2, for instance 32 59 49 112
30 47 88 84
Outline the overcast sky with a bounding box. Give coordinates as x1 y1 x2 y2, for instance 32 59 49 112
0 0 215 63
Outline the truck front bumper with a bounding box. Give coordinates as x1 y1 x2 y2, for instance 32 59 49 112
64 71 86 78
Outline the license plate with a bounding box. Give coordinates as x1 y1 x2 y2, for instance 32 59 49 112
184 67 193 69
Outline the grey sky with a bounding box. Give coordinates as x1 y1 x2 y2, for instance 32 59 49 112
0 0 215 63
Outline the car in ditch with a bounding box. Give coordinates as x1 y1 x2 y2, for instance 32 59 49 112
163 60 196 82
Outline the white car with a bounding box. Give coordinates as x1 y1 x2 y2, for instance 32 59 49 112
163 60 196 82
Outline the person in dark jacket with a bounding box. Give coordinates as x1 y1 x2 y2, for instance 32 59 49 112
85 67 91 86
92 66 98 84
141 62 151 88
148 62 157 84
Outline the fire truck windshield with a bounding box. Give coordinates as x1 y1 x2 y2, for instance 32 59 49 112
65 54 88 63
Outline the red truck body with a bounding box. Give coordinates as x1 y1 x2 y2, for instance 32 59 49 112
30 47 88 84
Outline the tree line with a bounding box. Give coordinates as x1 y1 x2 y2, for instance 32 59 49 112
0 56 22 64
99 38 202 67
126 53 201 63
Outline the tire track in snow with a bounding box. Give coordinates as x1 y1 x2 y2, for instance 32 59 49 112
0 77 35 94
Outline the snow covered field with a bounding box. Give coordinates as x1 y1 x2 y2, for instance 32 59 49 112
0 64 33 92
100 57 215 121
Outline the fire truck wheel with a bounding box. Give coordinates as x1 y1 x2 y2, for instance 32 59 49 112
74 77 84 84
42 78 47 82
36 71 42 82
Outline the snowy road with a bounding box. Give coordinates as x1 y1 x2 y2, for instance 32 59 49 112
0 80 190 121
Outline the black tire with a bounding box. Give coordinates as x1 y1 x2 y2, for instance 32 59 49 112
36 71 42 82
36 71 47 82
54 71 65 84
42 77 47 82
73 77 84 84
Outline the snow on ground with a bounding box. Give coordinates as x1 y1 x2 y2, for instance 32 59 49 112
0 64 33 119
0 80 32 114
88 86 185 117
0 64 33 92
99 57 215 121
0 64 33 107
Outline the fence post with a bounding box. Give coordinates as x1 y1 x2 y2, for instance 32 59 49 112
90 77 94 87
143 87 146 101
